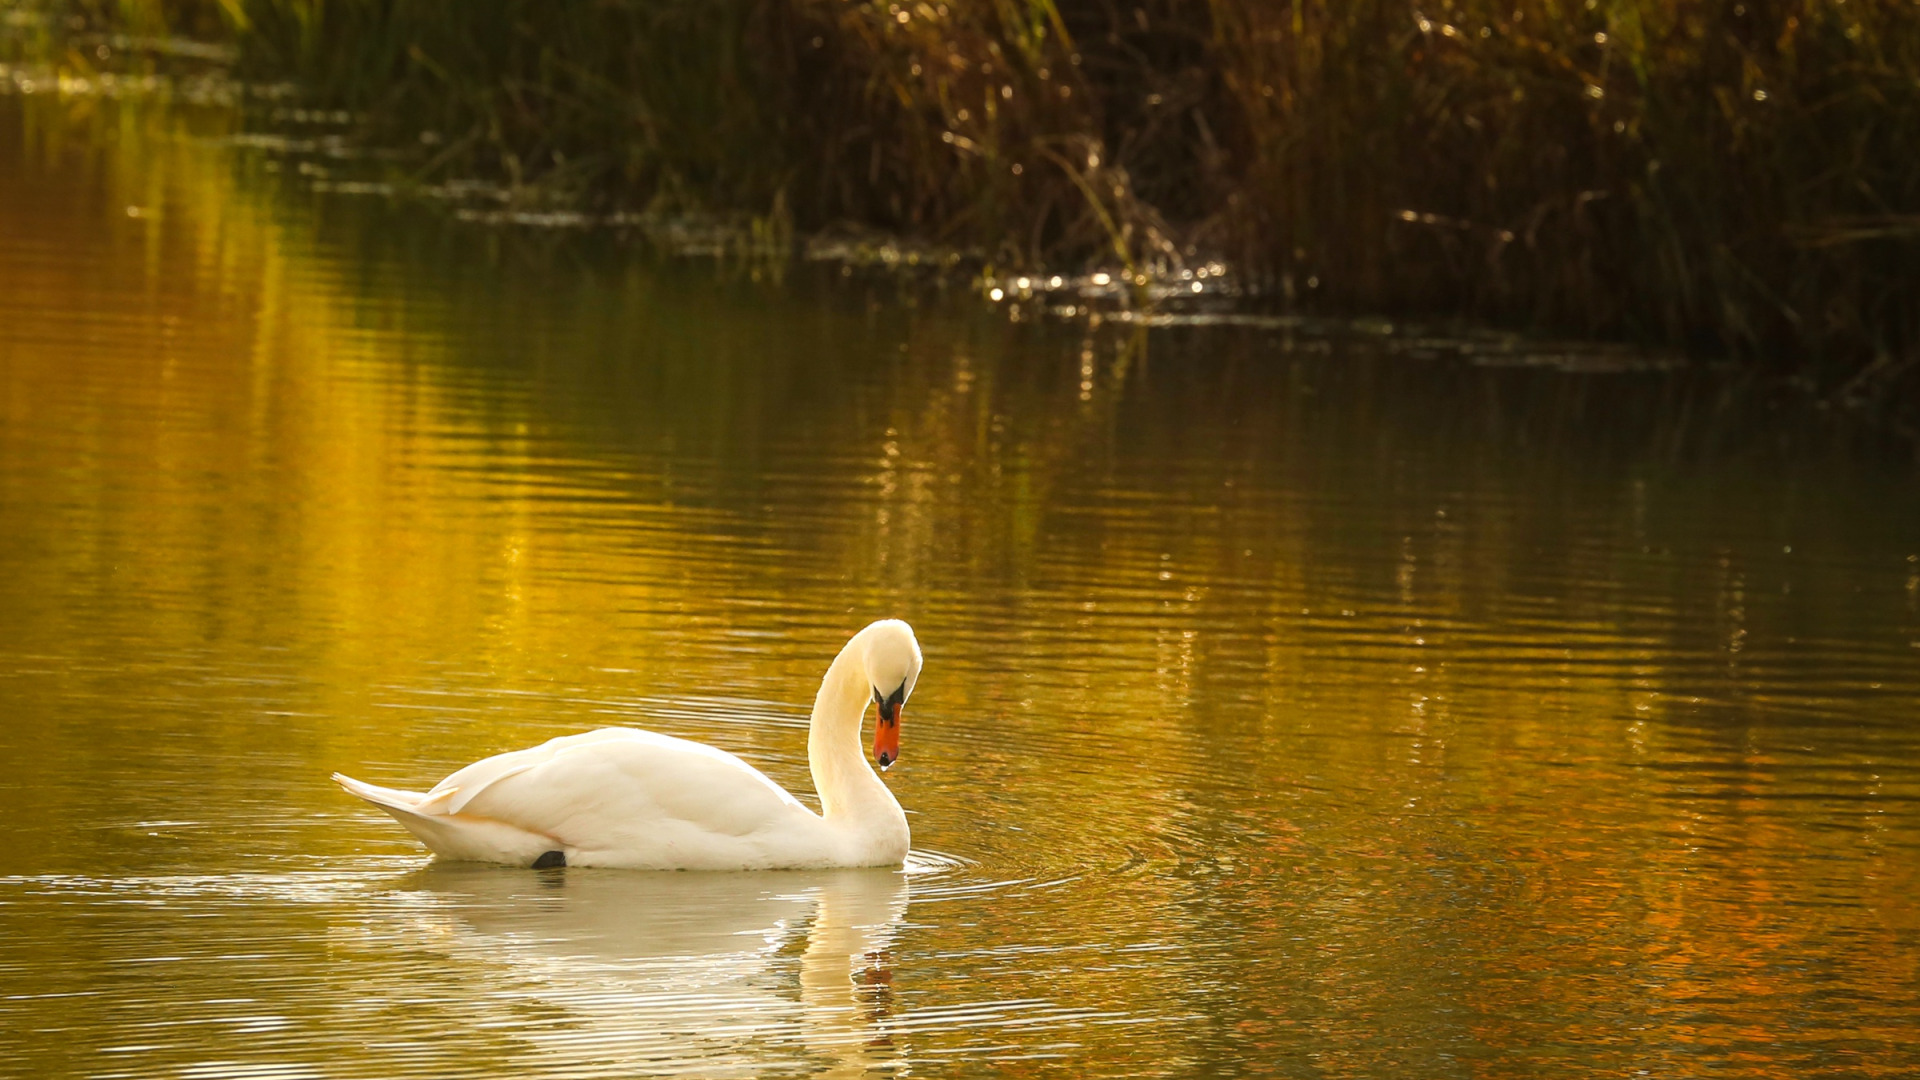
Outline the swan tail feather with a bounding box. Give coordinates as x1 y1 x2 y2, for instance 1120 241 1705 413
331 772 427 811
332 772 558 867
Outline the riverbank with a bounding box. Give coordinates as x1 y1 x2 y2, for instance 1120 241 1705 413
23 0 1920 423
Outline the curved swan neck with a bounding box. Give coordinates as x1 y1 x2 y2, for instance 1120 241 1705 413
807 634 898 824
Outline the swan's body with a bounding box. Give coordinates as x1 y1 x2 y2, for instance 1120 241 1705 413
333 620 921 870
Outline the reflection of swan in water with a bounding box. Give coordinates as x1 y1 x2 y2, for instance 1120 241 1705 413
795 870 907 1078
379 863 910 1074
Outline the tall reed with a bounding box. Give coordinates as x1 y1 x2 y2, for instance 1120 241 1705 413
43 0 1920 411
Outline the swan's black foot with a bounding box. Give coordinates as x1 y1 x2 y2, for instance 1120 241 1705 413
532 850 566 869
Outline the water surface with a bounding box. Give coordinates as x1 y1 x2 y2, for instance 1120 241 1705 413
2 88 1918 1079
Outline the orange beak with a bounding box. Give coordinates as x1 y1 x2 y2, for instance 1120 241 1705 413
873 699 901 771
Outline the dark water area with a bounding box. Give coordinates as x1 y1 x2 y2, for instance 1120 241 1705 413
2 88 1918 1079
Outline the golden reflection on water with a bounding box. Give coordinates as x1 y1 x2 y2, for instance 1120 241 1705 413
1 92 1919 1078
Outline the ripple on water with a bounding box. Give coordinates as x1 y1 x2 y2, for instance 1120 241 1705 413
1 857 1200 1078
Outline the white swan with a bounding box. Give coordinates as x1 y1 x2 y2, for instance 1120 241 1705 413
333 619 921 870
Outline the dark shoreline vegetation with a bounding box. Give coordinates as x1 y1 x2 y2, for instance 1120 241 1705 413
20 0 1920 428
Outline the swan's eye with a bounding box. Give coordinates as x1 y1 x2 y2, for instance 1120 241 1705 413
871 688 884 706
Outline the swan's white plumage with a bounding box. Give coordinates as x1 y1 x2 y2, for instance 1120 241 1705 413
334 620 921 870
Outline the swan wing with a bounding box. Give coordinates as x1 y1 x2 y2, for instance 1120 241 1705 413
435 728 821 867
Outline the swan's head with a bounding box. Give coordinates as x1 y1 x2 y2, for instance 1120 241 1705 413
859 619 921 771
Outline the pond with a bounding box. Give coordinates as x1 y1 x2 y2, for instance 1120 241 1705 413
2 86 1918 1079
